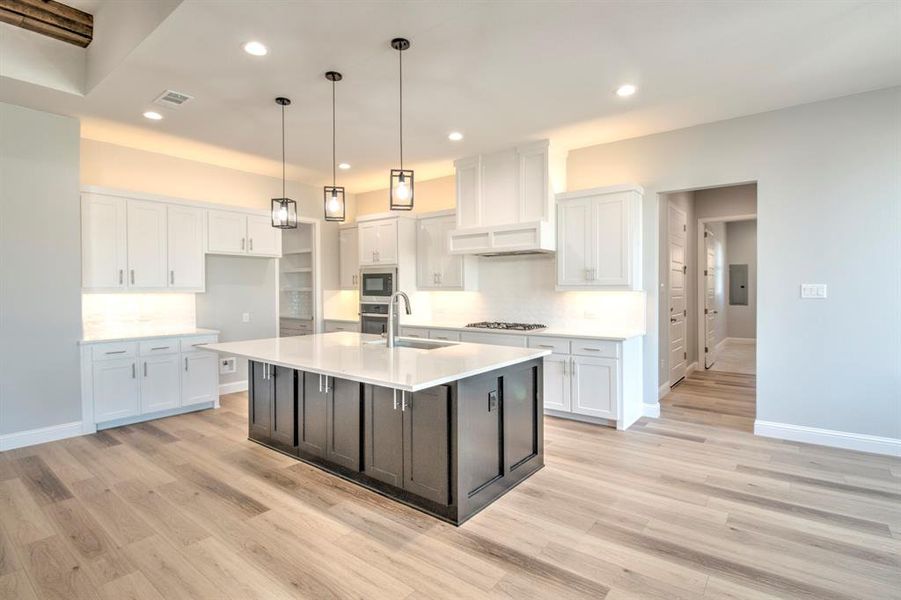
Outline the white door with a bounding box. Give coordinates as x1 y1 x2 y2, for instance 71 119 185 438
375 220 398 264
556 198 593 286
438 216 464 288
669 204 688 385
704 228 718 369
246 215 281 256
455 156 481 228
208 210 247 254
592 193 630 286
181 351 218 407
339 227 359 290
81 194 127 290
167 205 204 290
417 217 442 288
571 355 618 420
93 358 140 422
358 222 379 265
140 353 181 414
542 354 571 412
126 199 168 288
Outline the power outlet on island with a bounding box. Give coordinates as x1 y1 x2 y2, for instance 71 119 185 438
220 357 237 374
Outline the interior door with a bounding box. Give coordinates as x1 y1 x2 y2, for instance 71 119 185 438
126 199 168 288
81 194 127 290
167 205 204 290
246 215 280 256
669 204 688 385
704 228 718 369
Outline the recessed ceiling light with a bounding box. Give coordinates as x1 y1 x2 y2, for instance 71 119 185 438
338 162 351 170
243 41 268 56
142 111 163 120
616 84 637 97
448 131 464 141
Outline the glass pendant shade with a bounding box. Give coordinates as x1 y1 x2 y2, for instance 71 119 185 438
271 197 297 229
323 185 346 221
390 169 414 210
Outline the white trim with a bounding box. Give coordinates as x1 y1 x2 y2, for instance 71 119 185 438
658 381 670 400
81 185 272 217
724 337 756 344
754 420 901 457
715 338 728 353
643 403 661 418
0 421 83 451
686 361 699 377
219 380 248 395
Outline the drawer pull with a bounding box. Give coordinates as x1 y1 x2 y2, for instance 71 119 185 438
581 347 601 352
105 350 126 355
537 344 554 348
150 346 170 351
192 343 208 347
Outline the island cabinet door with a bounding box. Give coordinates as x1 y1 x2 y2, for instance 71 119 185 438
249 361 272 442
298 372 328 458
363 386 404 487
269 366 297 452
503 364 540 471
326 378 362 471
403 386 451 505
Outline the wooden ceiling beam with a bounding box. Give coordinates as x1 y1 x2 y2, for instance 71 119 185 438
0 0 92 47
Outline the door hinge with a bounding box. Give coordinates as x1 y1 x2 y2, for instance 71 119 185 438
705 346 709 353
684 351 687 359
683 224 686 232
704 308 709 314
704 231 708 238
683 265 687 274
683 309 687 316
704 269 708 276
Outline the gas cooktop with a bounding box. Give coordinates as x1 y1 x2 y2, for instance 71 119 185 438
466 321 547 331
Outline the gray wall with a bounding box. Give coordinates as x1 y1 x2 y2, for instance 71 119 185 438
726 220 757 339
0 103 81 435
195 255 277 386
695 183 757 219
567 87 901 440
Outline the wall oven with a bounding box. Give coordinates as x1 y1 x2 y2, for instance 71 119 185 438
360 268 396 303
360 303 389 335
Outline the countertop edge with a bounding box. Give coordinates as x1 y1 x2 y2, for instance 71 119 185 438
79 328 220 345
400 322 644 341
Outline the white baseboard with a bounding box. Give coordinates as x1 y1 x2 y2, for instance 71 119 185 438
219 380 248 395
0 421 83 451
715 339 728 352
658 381 670 400
686 361 699 377
643 403 661 419
754 420 901 457
725 337 756 344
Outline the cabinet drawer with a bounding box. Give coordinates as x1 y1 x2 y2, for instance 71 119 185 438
91 341 137 361
180 335 219 352
428 330 461 342
325 321 358 333
139 339 179 356
459 332 527 347
400 327 429 339
527 336 569 354
571 339 620 358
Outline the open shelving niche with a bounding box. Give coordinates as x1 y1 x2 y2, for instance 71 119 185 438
278 221 319 335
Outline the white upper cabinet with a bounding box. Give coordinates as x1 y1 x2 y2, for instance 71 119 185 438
167 205 204 290
454 156 481 228
359 218 400 266
417 213 473 290
246 215 281 256
126 199 168 289
207 210 281 257
479 149 518 225
339 226 359 290
556 185 643 290
82 193 127 290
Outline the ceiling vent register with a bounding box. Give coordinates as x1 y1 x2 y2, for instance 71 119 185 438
153 90 194 109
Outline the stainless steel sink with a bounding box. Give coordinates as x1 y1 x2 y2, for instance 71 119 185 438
365 337 457 350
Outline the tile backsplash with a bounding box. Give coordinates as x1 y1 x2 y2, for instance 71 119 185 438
82 293 196 336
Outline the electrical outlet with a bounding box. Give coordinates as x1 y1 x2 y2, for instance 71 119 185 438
220 357 237 374
800 284 827 299
242 312 251 323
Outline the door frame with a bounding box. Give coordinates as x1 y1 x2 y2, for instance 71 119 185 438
695 214 756 373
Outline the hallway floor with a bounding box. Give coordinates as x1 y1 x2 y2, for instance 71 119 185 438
708 338 756 375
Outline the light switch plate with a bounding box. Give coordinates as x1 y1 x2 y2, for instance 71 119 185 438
800 283 827 299
242 312 251 323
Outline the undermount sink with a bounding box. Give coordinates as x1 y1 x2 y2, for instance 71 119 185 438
365 337 457 350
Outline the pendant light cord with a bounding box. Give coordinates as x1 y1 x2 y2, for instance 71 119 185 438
281 102 286 199
398 44 403 171
332 79 337 188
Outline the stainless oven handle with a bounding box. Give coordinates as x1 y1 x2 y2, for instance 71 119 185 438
360 313 389 318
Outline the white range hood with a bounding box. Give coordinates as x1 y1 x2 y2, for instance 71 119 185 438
449 140 563 256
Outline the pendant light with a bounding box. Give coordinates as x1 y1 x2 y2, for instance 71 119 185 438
271 96 298 229
323 71 346 222
389 37 413 210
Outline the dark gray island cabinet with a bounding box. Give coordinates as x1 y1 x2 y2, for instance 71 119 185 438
247 357 544 525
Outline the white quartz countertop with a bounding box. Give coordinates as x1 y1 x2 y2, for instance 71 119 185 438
202 332 550 392
80 327 219 344
399 320 644 341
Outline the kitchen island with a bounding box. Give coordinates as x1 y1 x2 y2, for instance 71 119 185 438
203 332 550 525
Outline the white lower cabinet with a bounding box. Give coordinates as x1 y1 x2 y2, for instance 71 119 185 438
570 355 618 420
140 353 181 413
83 333 220 428
542 353 571 412
182 351 219 407
92 358 140 422
324 320 360 333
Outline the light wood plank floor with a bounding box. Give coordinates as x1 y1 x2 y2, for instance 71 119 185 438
1 376 898 599
709 340 757 375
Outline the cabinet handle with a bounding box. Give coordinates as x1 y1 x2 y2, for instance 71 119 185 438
241 238 245 251
119 269 123 285
131 363 136 378
318 373 323 393
563 359 568 376
185 357 189 371
249 239 253 251
581 347 601 352
537 344 554 348
393 388 398 410
105 350 126 355
437 273 442 285
143 361 148 377
130 269 135 285
150 346 169 351
401 391 407 412
324 376 330 393
170 270 175 285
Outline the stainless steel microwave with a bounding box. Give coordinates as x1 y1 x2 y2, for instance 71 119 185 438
360 268 396 303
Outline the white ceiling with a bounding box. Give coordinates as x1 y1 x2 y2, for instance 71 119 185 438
2 0 899 193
